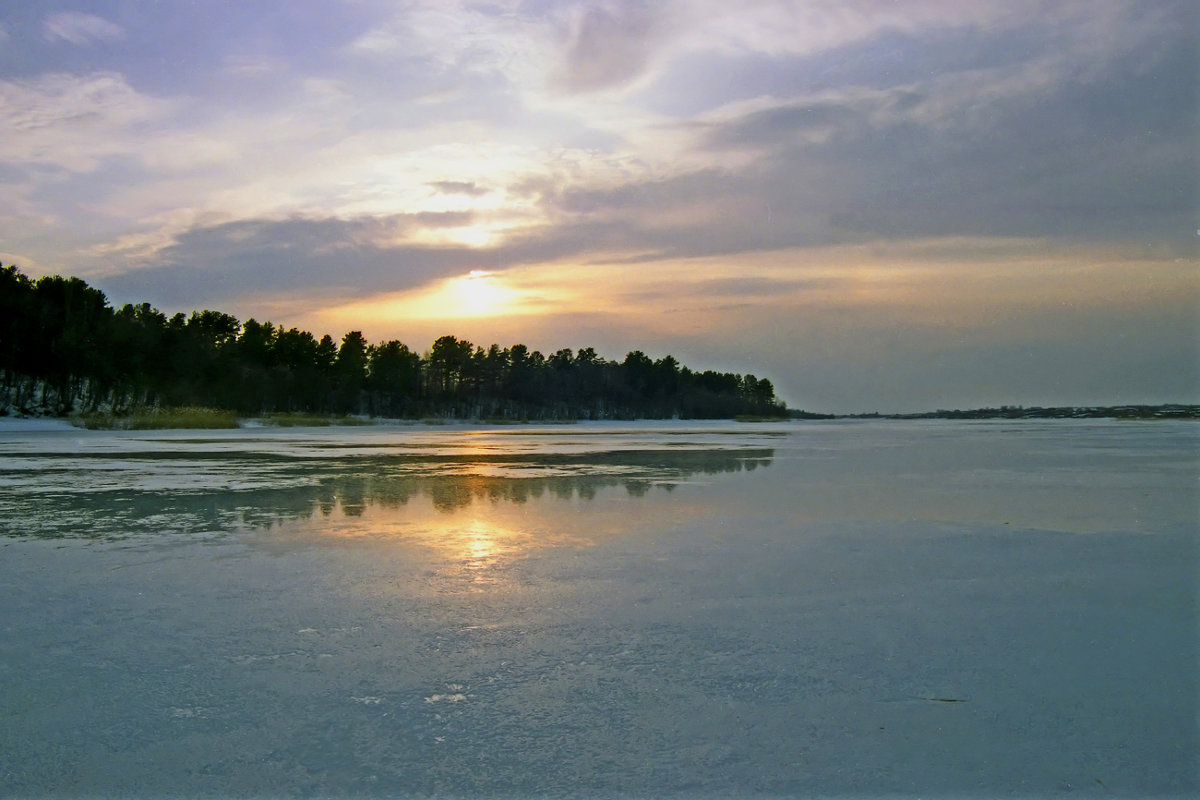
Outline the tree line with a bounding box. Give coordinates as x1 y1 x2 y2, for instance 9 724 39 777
0 265 786 420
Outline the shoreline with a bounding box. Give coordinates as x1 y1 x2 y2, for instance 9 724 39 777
1 410 1197 434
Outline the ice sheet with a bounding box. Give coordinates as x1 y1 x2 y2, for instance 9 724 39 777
0 420 1195 797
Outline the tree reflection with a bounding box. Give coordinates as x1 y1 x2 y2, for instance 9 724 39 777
3 448 774 540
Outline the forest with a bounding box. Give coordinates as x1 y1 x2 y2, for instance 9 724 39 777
0 265 786 421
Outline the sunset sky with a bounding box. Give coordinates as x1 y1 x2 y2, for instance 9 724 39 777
1 1 1195 412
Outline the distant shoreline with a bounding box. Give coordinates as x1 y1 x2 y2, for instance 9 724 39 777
791 404 1200 421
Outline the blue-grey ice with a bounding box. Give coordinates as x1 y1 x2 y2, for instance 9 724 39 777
0 419 1195 797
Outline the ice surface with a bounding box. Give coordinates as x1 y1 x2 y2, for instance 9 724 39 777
0 419 1195 797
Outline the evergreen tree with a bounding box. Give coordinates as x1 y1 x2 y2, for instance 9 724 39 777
0 264 786 420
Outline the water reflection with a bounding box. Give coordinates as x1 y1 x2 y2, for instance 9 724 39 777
0 443 774 541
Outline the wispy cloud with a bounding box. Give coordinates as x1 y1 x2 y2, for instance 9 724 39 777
346 0 536 76
220 54 291 78
43 12 125 45
0 72 172 172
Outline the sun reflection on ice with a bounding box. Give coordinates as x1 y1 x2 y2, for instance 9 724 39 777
250 478 604 587
461 518 504 562
231 443 776 595
435 516 528 582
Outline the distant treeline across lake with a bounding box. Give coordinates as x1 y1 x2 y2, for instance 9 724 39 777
0 265 785 421
813 405 1200 421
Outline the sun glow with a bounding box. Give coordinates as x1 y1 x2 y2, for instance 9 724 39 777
318 268 564 331
454 270 509 317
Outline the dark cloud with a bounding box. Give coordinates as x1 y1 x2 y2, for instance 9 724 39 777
688 275 836 297
412 210 476 228
699 101 866 151
559 4 660 93
99 215 481 309
519 162 852 260
97 210 652 310
822 36 1198 246
537 20 1199 257
614 275 841 307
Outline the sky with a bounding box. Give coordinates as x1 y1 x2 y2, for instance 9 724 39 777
1 0 1196 412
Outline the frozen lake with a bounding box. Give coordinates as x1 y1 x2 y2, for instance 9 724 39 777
0 419 1195 797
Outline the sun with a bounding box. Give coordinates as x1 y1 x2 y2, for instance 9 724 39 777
452 270 512 317
317 267 569 330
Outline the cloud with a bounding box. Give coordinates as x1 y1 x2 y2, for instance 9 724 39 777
557 3 664 93
93 204 722 311
819 38 1198 245
220 54 291 78
346 0 535 78
0 72 172 172
698 98 869 150
24 0 1197 299
557 10 1198 253
429 180 489 196
43 12 125 45
97 213 494 308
